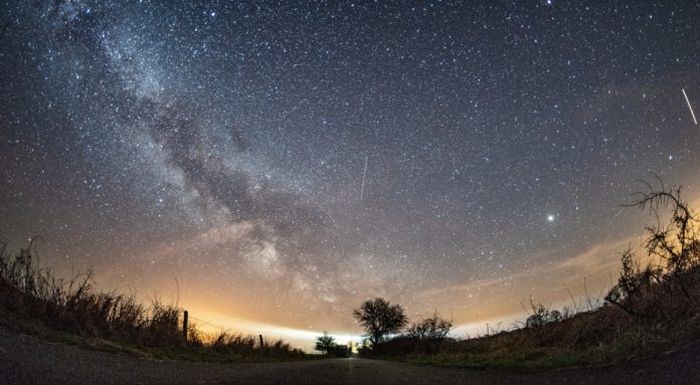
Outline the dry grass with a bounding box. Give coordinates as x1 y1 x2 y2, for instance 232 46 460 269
365 268 700 368
363 184 700 368
0 240 304 360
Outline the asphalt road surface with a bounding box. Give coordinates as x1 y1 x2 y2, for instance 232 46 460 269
1 327 698 385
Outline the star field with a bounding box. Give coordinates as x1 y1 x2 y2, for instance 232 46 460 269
1 1 699 334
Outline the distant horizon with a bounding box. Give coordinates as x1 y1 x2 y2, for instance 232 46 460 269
2 1 699 351
0 226 652 351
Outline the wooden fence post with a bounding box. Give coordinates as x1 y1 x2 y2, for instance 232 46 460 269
259 334 264 348
183 310 189 342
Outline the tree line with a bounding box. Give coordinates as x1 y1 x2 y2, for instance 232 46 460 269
314 297 452 355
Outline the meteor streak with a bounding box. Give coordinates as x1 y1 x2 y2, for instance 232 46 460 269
360 155 368 200
682 88 697 125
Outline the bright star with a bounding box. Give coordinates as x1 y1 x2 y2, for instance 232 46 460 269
547 214 555 222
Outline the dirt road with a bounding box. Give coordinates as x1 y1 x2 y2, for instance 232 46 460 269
1 327 698 385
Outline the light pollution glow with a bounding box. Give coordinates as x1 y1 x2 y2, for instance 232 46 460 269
2 0 699 351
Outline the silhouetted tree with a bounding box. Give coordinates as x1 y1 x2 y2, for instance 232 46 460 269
353 297 407 347
406 312 453 340
606 180 700 318
314 332 336 354
630 183 699 280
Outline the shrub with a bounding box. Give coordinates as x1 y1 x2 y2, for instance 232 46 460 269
406 312 453 340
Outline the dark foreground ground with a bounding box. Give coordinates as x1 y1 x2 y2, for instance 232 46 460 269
1 327 698 385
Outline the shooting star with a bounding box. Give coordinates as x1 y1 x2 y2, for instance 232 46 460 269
682 88 698 125
360 155 368 200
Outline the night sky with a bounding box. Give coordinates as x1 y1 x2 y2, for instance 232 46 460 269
1 1 699 344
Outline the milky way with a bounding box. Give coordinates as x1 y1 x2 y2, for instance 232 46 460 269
1 1 699 338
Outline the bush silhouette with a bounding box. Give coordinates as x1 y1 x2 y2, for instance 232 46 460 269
605 183 700 325
525 304 562 329
406 312 453 340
